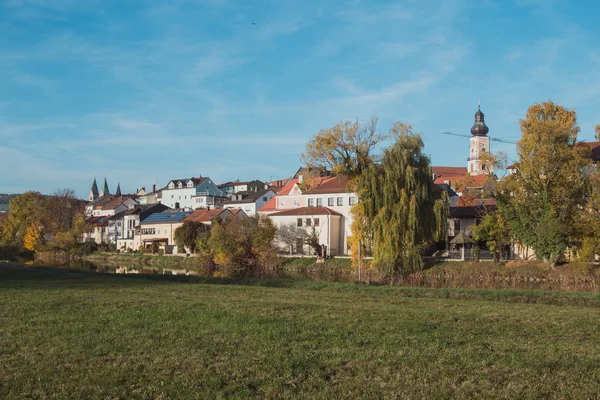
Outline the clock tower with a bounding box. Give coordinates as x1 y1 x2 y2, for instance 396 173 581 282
467 105 490 176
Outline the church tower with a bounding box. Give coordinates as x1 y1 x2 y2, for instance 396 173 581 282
89 178 99 202
467 105 490 176
100 176 110 197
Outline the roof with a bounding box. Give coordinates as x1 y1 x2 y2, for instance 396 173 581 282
140 211 191 224
184 209 230 222
86 216 110 226
449 205 495 218
162 177 207 190
456 174 492 192
223 188 273 205
582 141 600 161
269 207 342 217
258 196 277 212
303 176 350 194
278 179 299 196
450 232 475 245
432 166 468 185
229 208 246 216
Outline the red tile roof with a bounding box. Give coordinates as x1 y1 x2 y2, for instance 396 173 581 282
184 208 230 222
259 196 277 212
303 176 350 194
269 207 342 217
277 178 299 196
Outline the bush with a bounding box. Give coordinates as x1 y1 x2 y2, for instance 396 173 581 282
75 241 98 256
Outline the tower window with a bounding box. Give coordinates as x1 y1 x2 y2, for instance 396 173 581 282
481 147 486 152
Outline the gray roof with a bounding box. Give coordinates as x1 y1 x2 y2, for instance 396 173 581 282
223 188 273 205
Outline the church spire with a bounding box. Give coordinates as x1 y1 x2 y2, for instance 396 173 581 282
89 177 99 201
115 182 122 197
100 176 110 197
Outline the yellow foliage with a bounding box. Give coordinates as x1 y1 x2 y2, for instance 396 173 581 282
23 223 43 252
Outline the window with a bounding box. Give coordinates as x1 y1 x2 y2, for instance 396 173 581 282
184 195 187 199
314 218 320 227
293 199 299 206
297 218 303 227
349 196 356 205
337 197 343 206
171 195 174 199
328 197 334 206
308 198 314 207
453 219 460 233
263 196 267 201
305 218 311 227
316 198 323 207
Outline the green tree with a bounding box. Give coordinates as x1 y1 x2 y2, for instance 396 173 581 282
471 213 511 262
356 124 448 276
302 117 387 178
174 221 210 253
498 101 590 266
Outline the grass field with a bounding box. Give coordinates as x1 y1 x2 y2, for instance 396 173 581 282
1 264 600 399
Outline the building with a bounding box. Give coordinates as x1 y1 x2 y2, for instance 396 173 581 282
222 188 275 216
259 174 355 255
468 105 491 176
218 180 266 197
159 177 224 210
138 211 191 253
114 203 170 251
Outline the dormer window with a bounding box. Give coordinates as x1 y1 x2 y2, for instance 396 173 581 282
168 182 175 189
178 182 183 189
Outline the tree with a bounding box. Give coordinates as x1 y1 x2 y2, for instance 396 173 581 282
497 101 590 266
209 215 278 275
174 221 210 253
44 189 82 234
0 192 45 247
276 223 307 255
49 231 77 252
302 117 387 178
471 213 511 262
595 124 600 141
356 124 448 276
23 223 43 251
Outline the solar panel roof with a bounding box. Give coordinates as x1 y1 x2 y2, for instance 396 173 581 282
141 211 191 224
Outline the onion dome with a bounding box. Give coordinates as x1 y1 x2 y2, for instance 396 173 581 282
470 105 489 137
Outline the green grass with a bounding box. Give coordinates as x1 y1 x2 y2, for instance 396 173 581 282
1 264 600 399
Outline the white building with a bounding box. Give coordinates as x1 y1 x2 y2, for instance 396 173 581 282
222 188 275 216
467 106 491 176
159 177 225 210
259 175 356 255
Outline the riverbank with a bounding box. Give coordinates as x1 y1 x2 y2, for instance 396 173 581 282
2 263 599 398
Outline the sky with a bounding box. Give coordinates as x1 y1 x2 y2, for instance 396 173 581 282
1 0 599 198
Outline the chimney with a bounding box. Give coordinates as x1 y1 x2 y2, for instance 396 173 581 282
152 184 156 193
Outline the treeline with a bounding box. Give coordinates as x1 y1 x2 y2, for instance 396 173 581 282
0 189 88 255
0 194 19 205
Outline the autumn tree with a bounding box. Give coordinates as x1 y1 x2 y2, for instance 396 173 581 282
302 117 387 178
0 192 45 247
355 124 448 276
498 101 590 266
209 215 278 275
471 213 511 262
23 223 44 251
174 221 210 253
595 124 600 141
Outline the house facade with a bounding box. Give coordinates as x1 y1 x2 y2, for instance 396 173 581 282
159 177 224 210
138 211 191 253
222 188 275 216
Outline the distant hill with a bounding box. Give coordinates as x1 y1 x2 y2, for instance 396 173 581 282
0 194 19 212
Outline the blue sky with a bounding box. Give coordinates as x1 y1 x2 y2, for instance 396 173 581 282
1 0 599 198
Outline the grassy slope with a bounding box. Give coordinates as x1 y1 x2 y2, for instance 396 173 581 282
1 265 600 399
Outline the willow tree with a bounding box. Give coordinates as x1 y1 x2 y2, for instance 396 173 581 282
357 123 447 276
498 101 590 265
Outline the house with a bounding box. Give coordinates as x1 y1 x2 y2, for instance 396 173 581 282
82 216 110 244
269 207 343 255
114 203 170 251
138 211 191 253
91 196 138 218
259 174 356 255
222 188 275 216
159 177 224 210
218 180 266 197
136 185 160 205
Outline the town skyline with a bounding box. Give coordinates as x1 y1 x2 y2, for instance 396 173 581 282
2 0 599 197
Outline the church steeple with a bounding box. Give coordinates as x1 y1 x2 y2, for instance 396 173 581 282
115 182 122 197
100 176 110 197
470 105 489 137
89 178 99 201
